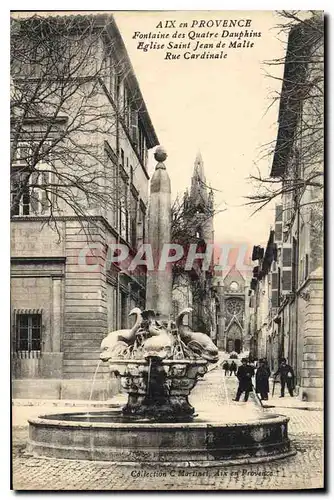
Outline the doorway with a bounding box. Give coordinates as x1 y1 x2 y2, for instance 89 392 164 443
235 339 241 354
227 339 233 353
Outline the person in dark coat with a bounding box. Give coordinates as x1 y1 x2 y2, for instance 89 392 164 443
274 358 295 397
233 358 255 402
255 358 270 400
229 360 237 376
222 360 230 376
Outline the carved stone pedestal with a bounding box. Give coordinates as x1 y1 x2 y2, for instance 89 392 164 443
110 358 208 420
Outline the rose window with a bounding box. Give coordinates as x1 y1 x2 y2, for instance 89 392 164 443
226 299 243 316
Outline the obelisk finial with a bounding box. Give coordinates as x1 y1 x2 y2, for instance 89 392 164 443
154 146 167 162
154 146 167 170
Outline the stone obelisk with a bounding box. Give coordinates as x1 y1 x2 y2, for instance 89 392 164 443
146 147 172 319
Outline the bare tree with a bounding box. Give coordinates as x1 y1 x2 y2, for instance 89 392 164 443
10 14 145 240
245 11 324 229
171 192 216 282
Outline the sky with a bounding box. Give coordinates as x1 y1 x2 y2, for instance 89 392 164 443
114 11 287 250
10 9 287 251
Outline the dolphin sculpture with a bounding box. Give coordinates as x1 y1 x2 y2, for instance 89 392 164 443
176 307 219 363
100 307 142 362
140 309 175 360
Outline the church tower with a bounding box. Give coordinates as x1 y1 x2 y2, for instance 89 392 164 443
185 152 216 335
188 152 214 246
172 152 218 339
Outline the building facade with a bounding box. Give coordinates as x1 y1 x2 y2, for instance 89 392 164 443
248 235 277 368
11 14 159 398
248 15 324 401
214 266 250 353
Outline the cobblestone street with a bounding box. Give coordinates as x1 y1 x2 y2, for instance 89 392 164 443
12 367 324 491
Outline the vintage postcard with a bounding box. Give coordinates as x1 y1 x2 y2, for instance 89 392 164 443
10 10 324 491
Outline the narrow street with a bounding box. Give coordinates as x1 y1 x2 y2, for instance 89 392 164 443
12 366 324 490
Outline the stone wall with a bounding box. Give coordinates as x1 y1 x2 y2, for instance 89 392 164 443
299 267 324 401
62 220 109 380
11 221 65 258
11 261 64 380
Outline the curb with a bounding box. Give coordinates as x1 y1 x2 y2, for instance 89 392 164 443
12 399 126 408
262 404 323 412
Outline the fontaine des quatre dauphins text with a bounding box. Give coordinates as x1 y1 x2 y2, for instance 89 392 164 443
27 147 295 465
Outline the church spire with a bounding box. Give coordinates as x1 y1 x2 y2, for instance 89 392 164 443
193 151 206 184
188 152 215 247
190 151 207 205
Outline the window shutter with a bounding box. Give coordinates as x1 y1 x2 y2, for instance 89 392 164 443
271 271 279 308
271 272 278 290
275 222 283 243
272 291 279 308
275 204 283 222
275 204 283 243
281 243 293 293
282 270 292 292
131 110 139 145
282 245 292 267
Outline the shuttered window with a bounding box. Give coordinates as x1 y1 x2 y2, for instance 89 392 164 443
272 272 277 289
271 270 280 308
275 204 283 222
274 204 283 243
282 244 293 293
282 246 292 267
272 291 279 308
13 311 42 358
282 270 292 292
275 222 283 243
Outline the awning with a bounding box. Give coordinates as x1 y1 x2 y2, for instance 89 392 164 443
13 308 43 315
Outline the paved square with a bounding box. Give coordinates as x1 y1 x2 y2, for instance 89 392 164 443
12 368 324 490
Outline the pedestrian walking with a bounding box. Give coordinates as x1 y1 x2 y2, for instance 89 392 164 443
222 360 230 376
233 358 255 402
274 358 295 397
255 358 270 400
229 360 237 376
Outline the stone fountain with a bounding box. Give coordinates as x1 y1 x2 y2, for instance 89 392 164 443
28 147 295 465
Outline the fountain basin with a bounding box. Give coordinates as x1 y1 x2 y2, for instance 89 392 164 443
106 358 209 420
28 408 295 465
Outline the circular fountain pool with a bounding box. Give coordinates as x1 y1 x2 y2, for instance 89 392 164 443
28 406 295 466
